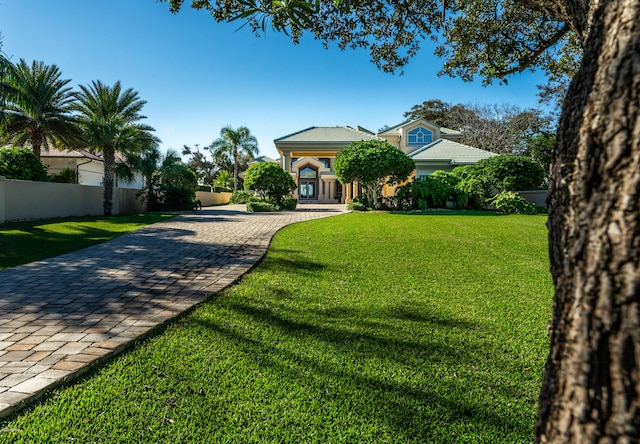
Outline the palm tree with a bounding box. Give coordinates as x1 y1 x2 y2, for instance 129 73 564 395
1 59 83 157
208 125 259 192
75 80 156 215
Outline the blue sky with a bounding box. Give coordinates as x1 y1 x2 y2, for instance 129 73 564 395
1 1 549 160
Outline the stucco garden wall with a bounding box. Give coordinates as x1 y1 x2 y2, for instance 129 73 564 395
517 190 548 207
0 176 145 223
196 191 232 207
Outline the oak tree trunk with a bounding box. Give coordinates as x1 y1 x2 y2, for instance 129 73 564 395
536 0 640 441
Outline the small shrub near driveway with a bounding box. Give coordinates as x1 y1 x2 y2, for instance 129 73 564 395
246 200 280 212
230 190 254 204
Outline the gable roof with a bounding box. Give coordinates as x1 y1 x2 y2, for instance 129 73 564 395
250 155 278 164
377 119 435 135
409 139 497 164
275 126 380 143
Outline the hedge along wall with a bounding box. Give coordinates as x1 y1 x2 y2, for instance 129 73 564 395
195 191 232 207
0 176 145 223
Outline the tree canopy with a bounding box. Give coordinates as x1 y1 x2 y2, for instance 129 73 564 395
334 139 414 208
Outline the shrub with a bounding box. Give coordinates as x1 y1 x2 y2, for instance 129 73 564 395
49 166 77 184
474 154 545 191
230 190 254 204
160 165 200 211
244 162 296 205
347 201 368 211
488 190 537 214
0 146 48 181
394 171 459 210
246 200 280 212
450 165 494 209
280 196 297 211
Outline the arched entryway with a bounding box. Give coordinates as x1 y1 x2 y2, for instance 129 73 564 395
299 166 318 200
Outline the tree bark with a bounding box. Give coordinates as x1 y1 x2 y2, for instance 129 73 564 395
536 0 640 441
103 147 115 216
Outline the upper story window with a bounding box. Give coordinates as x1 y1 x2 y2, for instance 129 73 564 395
300 167 317 179
407 127 433 146
318 158 331 169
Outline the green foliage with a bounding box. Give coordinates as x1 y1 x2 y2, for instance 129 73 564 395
208 125 259 192
488 190 538 215
49 166 78 184
230 190 254 204
0 59 84 156
246 200 280 212
159 163 200 211
213 169 234 191
524 133 555 177
244 162 296 204
0 146 48 181
475 154 546 190
334 139 414 209
75 80 157 215
280 196 297 211
347 201 368 211
395 175 454 210
450 165 495 209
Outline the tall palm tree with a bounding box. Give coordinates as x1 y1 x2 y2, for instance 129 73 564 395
1 59 83 156
208 125 259 192
75 80 156 215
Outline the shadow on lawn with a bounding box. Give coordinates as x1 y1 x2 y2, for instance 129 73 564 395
193 287 538 441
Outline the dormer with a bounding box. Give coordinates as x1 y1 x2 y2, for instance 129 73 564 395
377 119 461 155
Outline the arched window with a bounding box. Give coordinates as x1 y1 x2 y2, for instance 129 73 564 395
407 127 433 146
300 167 317 178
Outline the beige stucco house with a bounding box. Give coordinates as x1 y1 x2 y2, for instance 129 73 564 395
274 119 496 204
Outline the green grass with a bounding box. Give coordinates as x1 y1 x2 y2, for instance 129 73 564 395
0 213 176 270
0 212 553 443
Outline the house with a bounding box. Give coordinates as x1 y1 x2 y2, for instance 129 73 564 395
274 119 496 203
41 148 144 189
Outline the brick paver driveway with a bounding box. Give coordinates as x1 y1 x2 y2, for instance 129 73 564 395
0 204 347 417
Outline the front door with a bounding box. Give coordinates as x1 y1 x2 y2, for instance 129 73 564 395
300 180 316 200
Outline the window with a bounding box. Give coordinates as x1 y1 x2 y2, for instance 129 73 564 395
300 167 317 179
407 127 433 146
318 158 331 169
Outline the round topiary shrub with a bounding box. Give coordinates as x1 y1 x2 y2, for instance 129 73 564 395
0 146 48 181
244 162 296 205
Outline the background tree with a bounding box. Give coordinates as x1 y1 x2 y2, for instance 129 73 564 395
404 100 553 155
334 139 414 209
182 144 217 184
158 149 200 211
166 0 640 441
0 59 84 157
208 125 259 192
75 80 157 216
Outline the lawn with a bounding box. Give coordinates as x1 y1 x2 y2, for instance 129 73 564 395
0 212 553 443
0 213 176 270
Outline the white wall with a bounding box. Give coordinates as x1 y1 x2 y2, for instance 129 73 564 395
0 176 145 223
